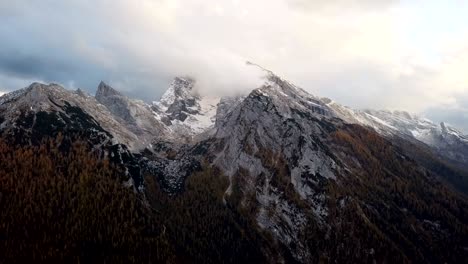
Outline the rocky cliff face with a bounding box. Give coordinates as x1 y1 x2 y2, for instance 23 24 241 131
152 77 220 141
209 73 340 261
95 81 168 148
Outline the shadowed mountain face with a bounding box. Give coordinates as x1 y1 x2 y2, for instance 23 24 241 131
1 67 468 263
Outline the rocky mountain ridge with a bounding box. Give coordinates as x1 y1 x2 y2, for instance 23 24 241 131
326 100 468 169
1 65 468 263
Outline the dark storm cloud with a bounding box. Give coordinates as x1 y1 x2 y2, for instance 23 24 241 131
0 2 103 92
0 0 171 98
0 43 110 93
0 0 262 98
0 51 74 80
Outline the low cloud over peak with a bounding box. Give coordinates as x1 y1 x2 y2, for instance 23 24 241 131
0 0 467 132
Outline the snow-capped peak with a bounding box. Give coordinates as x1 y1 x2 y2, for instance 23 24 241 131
242 64 333 118
324 100 468 165
156 77 196 111
152 77 221 140
439 122 468 142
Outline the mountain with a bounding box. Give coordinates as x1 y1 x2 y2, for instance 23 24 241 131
208 74 341 261
1 66 468 263
327 101 468 167
152 77 220 141
202 70 468 262
326 100 468 193
0 82 136 146
95 81 169 149
0 82 146 188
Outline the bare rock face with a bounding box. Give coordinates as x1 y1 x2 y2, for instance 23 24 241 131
95 81 168 148
96 81 134 124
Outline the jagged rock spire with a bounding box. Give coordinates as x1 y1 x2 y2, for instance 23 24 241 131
158 77 196 109
96 81 121 100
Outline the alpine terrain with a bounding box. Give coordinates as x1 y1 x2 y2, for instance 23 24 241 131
1 64 468 263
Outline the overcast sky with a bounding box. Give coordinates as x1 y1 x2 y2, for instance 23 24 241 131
0 0 468 131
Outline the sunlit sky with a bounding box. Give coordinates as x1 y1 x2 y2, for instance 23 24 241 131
0 0 467 131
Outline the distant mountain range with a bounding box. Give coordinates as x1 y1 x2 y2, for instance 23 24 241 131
1 63 467 263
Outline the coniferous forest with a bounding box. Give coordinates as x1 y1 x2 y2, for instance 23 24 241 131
1 130 468 263
0 135 270 263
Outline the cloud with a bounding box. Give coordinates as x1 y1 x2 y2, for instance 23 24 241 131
0 50 76 81
0 0 467 133
0 72 42 92
424 93 468 132
425 109 468 133
287 0 398 12
0 1 400 91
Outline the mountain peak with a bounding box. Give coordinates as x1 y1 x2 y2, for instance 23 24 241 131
242 67 332 118
27 82 64 92
174 76 195 85
440 121 447 131
0 82 86 115
23 83 72 104
29 82 46 89
96 81 122 99
245 61 308 98
157 77 196 110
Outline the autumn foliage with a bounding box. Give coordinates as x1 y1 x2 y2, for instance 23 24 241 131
0 135 270 263
327 125 468 263
0 136 173 263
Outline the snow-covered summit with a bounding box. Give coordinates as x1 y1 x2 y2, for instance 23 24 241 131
152 77 220 140
1 66 467 166
325 100 468 166
152 66 332 141
327 101 468 145
155 77 196 112
258 71 332 117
